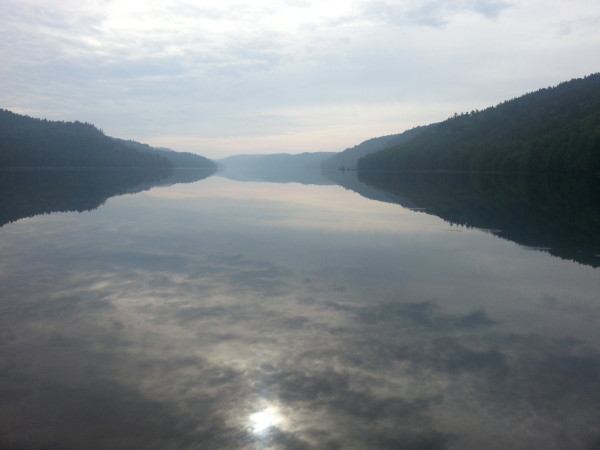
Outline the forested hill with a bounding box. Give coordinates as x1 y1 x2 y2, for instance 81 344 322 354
358 73 600 173
115 138 217 169
0 109 215 169
321 125 429 170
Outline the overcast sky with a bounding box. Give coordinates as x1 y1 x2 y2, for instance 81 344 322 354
1 0 599 158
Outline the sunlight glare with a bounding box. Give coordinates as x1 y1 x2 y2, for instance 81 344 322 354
249 406 281 434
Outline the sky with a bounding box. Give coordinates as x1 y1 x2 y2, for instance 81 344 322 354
1 0 599 159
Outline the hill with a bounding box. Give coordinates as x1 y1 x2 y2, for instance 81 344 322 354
0 109 216 169
217 152 335 184
116 138 217 169
358 74 600 173
321 125 429 170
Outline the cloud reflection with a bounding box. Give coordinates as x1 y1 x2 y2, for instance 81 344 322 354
0 180 599 449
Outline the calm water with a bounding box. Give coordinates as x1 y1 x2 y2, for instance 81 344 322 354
0 170 599 449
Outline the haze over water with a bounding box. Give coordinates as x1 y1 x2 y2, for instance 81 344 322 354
0 171 599 449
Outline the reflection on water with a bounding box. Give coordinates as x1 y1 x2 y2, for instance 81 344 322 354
218 166 334 185
0 167 216 227
0 173 599 449
357 171 600 268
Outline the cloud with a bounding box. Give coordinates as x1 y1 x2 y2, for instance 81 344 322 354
2 0 599 157
363 0 512 28
469 0 512 18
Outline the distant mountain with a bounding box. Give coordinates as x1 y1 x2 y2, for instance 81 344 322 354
321 125 429 170
0 109 216 170
219 152 335 170
217 152 335 184
358 73 600 173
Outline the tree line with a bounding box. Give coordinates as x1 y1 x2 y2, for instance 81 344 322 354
0 109 216 169
358 73 600 173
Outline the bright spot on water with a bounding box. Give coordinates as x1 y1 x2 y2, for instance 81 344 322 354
249 407 281 434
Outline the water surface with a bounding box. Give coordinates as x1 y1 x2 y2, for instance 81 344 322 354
0 171 599 449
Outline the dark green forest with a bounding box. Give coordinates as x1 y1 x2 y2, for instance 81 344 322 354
358 73 600 173
117 138 217 168
0 109 216 169
321 125 430 170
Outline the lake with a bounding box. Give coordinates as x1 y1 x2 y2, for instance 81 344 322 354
0 169 599 449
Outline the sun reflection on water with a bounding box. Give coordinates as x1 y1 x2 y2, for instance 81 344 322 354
249 405 283 434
